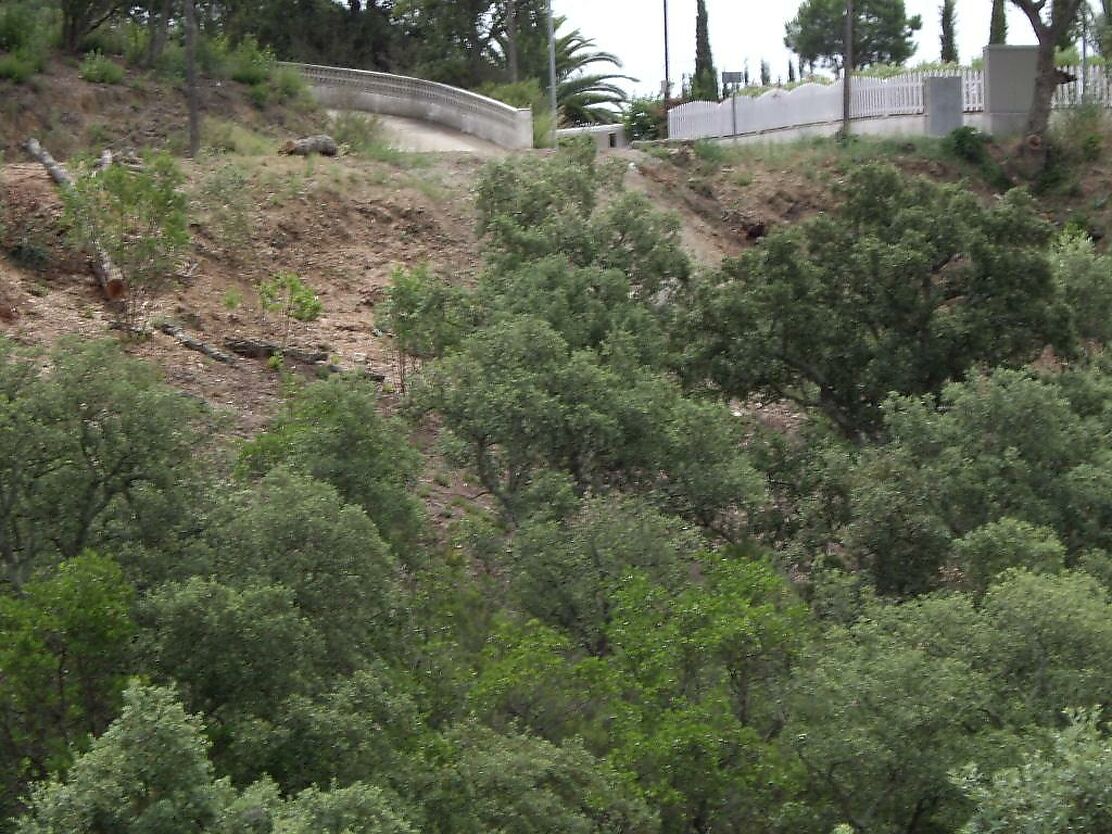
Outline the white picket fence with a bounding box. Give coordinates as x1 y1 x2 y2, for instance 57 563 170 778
668 66 1107 141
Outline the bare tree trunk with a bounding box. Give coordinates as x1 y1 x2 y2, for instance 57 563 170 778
1011 0 1084 144
841 0 854 140
507 0 519 83
183 0 201 158
1027 38 1060 139
145 0 173 68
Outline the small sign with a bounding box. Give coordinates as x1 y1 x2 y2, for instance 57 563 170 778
722 71 744 84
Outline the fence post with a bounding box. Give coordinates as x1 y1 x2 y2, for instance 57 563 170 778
924 76 963 136
983 44 1039 138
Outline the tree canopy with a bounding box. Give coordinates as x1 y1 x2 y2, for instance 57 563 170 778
785 0 923 71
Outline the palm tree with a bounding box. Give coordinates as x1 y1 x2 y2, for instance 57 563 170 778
554 26 636 124
492 14 635 125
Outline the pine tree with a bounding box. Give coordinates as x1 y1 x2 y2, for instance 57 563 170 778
760 59 771 86
990 0 1007 44
691 0 719 100
941 0 958 63
788 60 797 82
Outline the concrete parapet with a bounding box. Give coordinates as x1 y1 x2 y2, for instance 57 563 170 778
283 63 534 150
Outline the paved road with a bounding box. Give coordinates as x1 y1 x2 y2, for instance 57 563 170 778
370 114 506 155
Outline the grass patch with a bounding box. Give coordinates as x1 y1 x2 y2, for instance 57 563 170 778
203 119 274 156
0 51 36 82
79 51 125 84
328 111 427 167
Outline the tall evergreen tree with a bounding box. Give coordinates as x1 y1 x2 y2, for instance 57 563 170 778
788 60 797 82
941 0 958 62
760 59 771 86
691 0 719 100
990 0 1007 44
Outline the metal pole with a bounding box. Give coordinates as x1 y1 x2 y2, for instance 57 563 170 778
842 0 853 140
547 0 558 145
663 0 671 105
1081 8 1088 103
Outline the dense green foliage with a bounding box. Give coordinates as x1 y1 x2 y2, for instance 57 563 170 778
4 144 1112 834
785 0 923 72
691 0 718 101
8 1 629 124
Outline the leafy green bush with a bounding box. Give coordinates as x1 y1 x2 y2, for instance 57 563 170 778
270 63 308 103
192 162 254 259
247 81 269 108
0 51 34 82
944 125 989 164
328 111 409 162
258 272 322 348
624 96 666 142
79 51 124 84
480 79 553 148
0 0 53 82
229 35 275 85
62 153 189 330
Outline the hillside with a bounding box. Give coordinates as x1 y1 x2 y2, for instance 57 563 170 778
7 52 1112 834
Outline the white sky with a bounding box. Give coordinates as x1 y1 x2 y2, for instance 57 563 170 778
553 0 1040 96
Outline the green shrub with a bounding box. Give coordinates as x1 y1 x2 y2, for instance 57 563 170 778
693 139 728 166
0 51 35 83
259 272 322 348
229 35 274 85
270 64 308 103
248 81 269 108
480 79 553 148
329 111 393 157
624 96 666 142
0 0 52 82
193 163 254 258
944 125 989 164
79 51 124 84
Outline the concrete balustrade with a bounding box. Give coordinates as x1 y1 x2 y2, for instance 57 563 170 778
282 62 534 150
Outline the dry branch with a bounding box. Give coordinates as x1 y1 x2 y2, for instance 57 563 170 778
279 135 339 157
23 138 127 300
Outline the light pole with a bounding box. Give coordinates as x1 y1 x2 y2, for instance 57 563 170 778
841 0 853 140
547 0 558 145
663 0 671 105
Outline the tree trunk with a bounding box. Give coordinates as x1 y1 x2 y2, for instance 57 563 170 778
145 0 172 68
183 0 201 158
1026 37 1060 140
23 138 127 300
507 0 519 83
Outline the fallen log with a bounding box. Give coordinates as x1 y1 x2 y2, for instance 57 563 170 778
223 337 328 365
279 135 339 157
157 323 237 365
24 138 127 301
222 336 385 380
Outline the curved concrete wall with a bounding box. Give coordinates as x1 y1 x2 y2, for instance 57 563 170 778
282 63 533 150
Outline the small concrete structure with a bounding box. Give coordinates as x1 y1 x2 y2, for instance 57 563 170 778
924 76 964 137
284 63 534 150
983 45 1040 137
556 123 629 150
